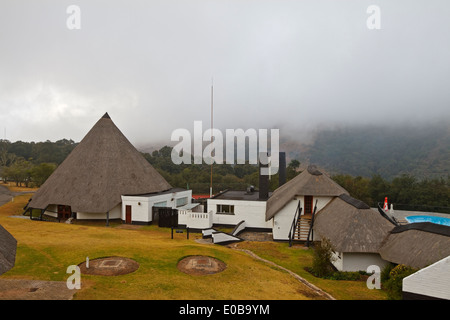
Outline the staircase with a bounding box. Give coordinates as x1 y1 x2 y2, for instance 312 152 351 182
293 216 311 241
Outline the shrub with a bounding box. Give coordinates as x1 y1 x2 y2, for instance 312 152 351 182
381 263 395 283
328 271 364 281
310 237 336 278
383 264 418 300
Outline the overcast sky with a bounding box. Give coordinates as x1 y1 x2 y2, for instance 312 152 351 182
1 0 449 147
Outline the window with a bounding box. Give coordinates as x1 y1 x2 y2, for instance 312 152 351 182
154 201 167 207
217 204 235 215
176 197 188 207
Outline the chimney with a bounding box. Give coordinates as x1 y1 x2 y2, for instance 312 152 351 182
278 152 286 187
259 152 269 200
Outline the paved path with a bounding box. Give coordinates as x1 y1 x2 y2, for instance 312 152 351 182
0 185 35 215
0 185 13 207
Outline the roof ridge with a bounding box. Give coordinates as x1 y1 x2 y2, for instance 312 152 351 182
390 222 450 237
338 193 370 209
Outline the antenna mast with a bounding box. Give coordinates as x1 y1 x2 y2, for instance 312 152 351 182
210 78 214 198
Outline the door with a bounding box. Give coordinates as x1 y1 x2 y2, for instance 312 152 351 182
125 205 132 224
58 205 72 220
304 196 313 215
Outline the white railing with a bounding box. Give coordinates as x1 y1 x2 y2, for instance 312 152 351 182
178 210 213 229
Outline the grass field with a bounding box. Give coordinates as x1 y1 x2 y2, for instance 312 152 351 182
0 193 387 300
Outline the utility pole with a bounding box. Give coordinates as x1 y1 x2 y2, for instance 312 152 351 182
210 78 214 198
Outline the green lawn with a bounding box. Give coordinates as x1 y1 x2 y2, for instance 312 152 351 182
0 194 387 300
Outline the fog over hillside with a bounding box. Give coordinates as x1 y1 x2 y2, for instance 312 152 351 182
1 1 450 146
279 121 450 180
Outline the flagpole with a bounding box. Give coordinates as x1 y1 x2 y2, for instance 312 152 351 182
210 78 214 198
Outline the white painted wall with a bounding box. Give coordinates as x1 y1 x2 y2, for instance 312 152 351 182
44 204 122 220
207 198 271 229
121 190 192 224
336 252 389 272
272 196 334 241
77 204 122 220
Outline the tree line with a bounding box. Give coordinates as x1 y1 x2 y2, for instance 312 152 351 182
142 146 301 194
1 140 448 213
332 174 450 213
0 139 77 187
144 147 450 213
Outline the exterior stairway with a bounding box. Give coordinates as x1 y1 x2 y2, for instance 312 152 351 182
293 215 311 241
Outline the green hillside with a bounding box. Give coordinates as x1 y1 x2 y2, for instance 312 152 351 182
288 122 450 180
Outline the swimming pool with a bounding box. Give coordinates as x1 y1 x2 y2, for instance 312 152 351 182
405 215 450 227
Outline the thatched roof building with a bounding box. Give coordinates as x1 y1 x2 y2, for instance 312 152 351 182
265 165 348 221
313 194 395 253
28 113 172 214
0 224 17 275
379 223 450 269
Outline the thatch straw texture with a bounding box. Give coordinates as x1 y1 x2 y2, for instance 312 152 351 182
265 165 348 221
0 224 17 275
28 113 172 213
313 195 394 253
379 223 450 269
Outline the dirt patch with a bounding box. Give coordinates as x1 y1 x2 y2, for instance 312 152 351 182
177 255 227 276
78 257 139 276
0 279 78 300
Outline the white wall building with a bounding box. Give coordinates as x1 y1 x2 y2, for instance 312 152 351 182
266 165 349 242
271 195 334 241
207 190 272 230
121 188 192 225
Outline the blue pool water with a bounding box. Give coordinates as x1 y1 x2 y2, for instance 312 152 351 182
405 215 450 226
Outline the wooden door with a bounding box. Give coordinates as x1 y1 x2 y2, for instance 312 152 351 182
58 205 72 220
304 196 313 215
125 205 132 224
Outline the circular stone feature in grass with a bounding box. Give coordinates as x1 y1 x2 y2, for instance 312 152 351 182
78 257 139 276
177 255 227 276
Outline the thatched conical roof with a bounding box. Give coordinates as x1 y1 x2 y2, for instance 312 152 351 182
313 194 395 253
265 165 348 221
28 113 172 213
0 224 17 275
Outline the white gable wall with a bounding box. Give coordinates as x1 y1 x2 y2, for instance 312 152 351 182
273 196 334 241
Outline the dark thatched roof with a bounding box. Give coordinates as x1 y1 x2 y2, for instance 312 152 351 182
313 195 395 253
379 222 450 269
28 113 172 213
0 224 17 275
265 165 349 221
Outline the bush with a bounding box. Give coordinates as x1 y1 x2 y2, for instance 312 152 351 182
310 237 336 278
328 271 365 281
383 264 418 300
381 263 395 283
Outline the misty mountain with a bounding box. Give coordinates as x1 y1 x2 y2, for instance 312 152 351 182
282 122 450 180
